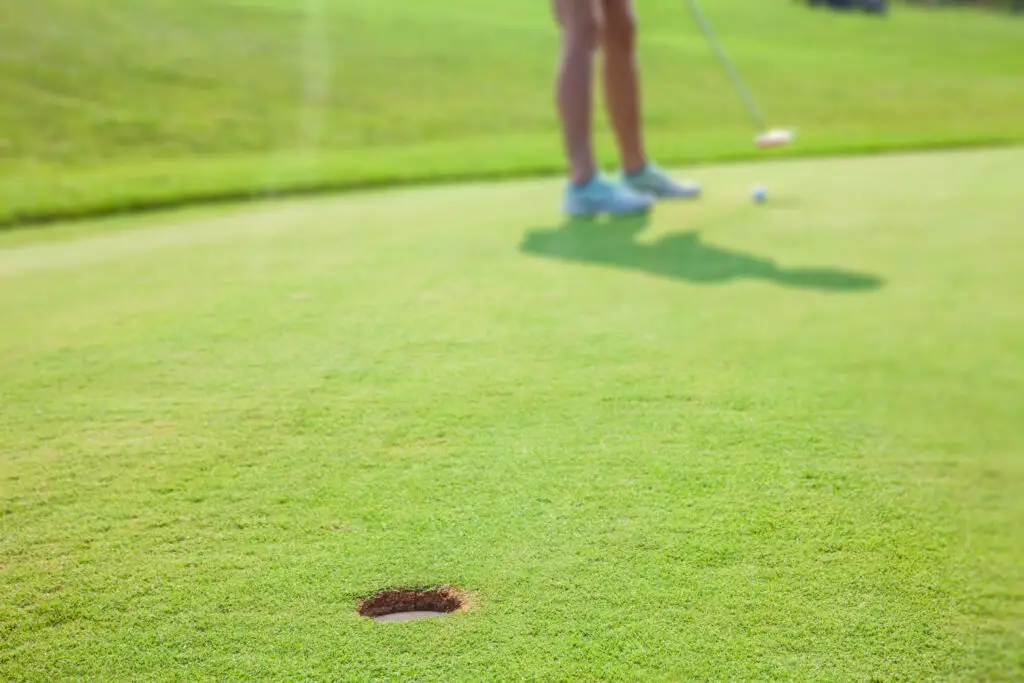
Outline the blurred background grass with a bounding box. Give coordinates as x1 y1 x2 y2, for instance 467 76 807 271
1 0 1023 224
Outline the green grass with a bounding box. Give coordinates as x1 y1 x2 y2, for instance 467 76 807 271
2 0 1024 224
2 148 1022 679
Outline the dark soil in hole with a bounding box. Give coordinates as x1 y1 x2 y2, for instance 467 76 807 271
358 585 467 620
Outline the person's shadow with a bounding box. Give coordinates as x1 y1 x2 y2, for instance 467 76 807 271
519 215 884 292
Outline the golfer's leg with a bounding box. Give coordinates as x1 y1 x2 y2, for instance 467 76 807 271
600 0 646 174
553 0 600 186
600 0 701 199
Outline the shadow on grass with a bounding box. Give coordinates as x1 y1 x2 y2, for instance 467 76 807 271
519 215 884 292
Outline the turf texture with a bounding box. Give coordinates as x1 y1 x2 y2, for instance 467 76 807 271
1 148 1022 679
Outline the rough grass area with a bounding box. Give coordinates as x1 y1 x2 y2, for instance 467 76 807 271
1 148 1021 679
2 0 1023 224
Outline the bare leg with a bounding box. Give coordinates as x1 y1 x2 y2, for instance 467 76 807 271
600 0 646 174
552 0 601 185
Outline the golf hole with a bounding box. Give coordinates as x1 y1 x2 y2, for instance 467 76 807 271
358 586 467 623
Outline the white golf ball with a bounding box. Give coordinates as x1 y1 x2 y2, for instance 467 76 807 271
752 185 767 204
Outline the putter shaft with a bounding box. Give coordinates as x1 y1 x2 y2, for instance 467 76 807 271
687 0 767 131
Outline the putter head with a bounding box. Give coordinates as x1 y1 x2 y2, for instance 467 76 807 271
756 129 795 149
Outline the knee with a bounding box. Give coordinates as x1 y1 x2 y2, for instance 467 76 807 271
561 11 602 54
602 10 636 53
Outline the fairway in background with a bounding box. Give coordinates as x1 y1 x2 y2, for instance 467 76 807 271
2 0 1024 224
1 149 1021 679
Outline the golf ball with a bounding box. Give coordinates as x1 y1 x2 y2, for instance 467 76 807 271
752 185 767 204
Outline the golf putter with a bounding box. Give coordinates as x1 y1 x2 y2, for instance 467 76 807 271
686 0 794 149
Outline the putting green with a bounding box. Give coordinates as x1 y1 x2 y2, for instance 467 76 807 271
1 149 1022 679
